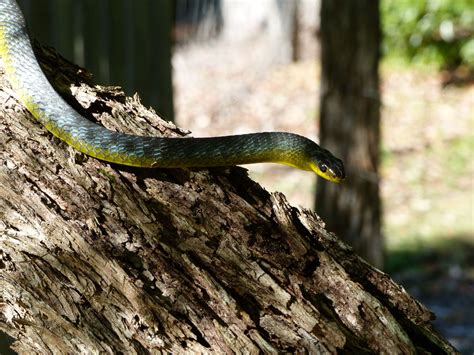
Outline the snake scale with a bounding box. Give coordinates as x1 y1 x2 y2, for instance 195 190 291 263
0 0 345 183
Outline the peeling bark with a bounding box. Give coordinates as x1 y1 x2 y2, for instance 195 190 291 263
0 45 457 354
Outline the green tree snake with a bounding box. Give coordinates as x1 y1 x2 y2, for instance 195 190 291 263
0 0 345 183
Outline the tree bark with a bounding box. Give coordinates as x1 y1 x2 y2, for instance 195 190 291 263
316 0 383 268
0 45 456 354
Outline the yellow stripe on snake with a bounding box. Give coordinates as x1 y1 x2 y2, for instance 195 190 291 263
0 0 345 183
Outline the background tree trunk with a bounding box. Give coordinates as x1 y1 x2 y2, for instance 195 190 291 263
18 0 175 120
0 45 456 354
148 0 175 121
275 0 300 63
316 0 383 268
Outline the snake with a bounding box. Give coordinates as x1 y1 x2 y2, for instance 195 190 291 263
0 0 345 183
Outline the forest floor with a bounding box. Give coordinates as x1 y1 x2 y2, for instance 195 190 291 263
174 41 474 353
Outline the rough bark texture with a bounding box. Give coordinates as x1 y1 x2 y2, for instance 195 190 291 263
0 45 457 354
316 0 383 268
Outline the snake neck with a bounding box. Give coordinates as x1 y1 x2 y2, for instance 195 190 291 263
145 132 317 170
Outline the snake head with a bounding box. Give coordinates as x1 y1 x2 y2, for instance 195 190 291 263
310 150 346 183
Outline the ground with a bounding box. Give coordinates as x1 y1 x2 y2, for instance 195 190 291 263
173 40 474 353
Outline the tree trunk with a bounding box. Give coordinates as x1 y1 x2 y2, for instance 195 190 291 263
140 0 175 121
0 45 456 354
316 0 383 268
275 0 300 63
19 0 175 122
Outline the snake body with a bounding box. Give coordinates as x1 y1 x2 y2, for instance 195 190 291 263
0 0 345 182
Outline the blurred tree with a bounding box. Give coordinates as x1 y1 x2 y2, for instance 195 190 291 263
18 0 175 122
290 0 301 62
275 0 301 63
316 0 383 267
153 0 175 122
174 0 222 44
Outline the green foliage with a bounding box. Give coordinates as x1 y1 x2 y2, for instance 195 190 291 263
381 0 474 69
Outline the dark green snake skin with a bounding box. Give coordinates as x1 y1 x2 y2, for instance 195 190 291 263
0 0 345 182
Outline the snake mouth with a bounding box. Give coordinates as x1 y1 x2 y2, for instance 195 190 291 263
309 156 346 183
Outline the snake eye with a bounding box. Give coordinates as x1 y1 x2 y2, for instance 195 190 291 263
318 162 327 173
